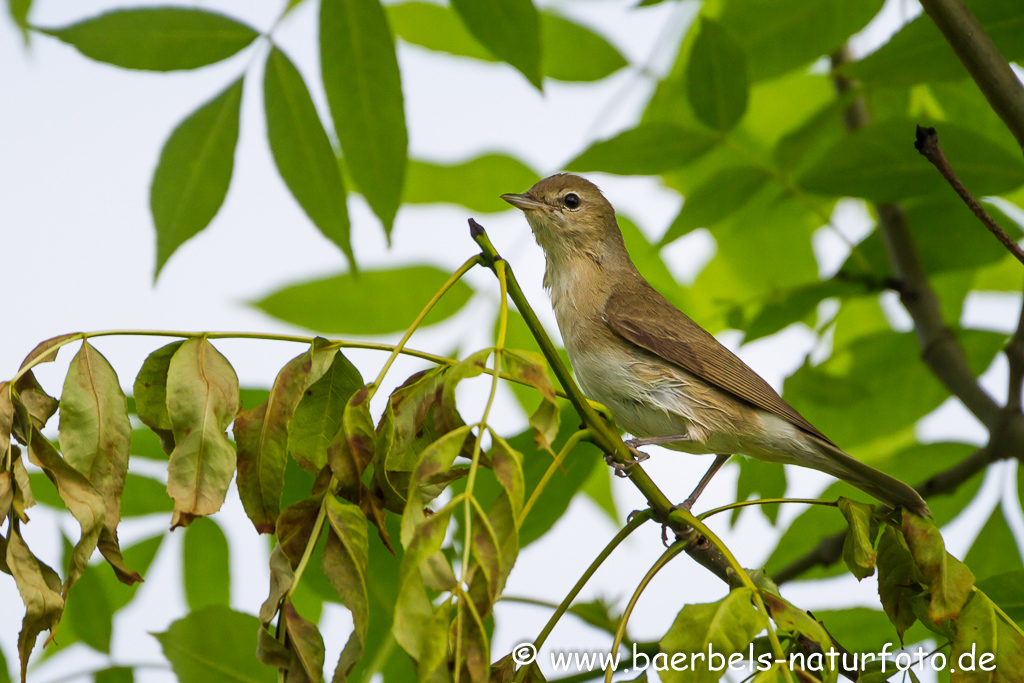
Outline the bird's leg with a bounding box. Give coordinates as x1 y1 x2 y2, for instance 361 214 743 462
624 434 691 448
680 453 731 511
661 453 731 546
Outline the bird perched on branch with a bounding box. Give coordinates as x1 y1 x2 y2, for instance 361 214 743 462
502 173 929 517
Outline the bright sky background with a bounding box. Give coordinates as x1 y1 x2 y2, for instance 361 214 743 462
2 1 1021 681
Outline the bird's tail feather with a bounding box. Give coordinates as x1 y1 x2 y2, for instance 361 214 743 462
816 442 930 518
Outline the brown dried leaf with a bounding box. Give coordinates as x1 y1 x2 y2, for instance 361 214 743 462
165 339 239 528
19 332 81 370
0 471 12 521
0 381 14 455
11 447 35 522
13 371 58 433
260 545 295 626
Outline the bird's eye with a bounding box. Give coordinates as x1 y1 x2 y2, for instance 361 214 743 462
564 193 581 209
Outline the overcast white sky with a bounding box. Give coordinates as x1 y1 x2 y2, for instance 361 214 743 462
2 1 1021 681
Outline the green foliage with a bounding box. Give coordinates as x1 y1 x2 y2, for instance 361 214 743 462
6 0 1024 681
264 48 353 266
38 8 258 71
253 266 473 335
150 79 243 278
320 0 407 233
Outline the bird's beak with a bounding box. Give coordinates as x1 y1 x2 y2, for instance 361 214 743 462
501 193 546 211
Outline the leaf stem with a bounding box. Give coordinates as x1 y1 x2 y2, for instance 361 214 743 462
698 498 837 521
518 429 591 527
604 539 688 683
286 498 328 599
454 259 508 682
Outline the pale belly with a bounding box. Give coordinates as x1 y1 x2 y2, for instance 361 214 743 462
565 341 818 464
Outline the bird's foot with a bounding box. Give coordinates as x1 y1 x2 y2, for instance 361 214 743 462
604 448 650 478
661 501 695 547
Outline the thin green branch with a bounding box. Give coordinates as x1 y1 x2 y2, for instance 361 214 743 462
699 498 837 521
604 540 688 683
514 510 653 683
518 429 592 526
370 254 482 398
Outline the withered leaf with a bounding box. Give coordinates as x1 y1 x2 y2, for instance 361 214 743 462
58 341 138 584
25 425 105 595
323 496 368 682
902 511 974 624
19 332 81 370
838 497 877 580
11 447 35 522
503 349 560 450
7 527 64 682
165 338 239 528
260 545 294 626
278 494 324 570
13 371 58 433
0 381 14 455
284 601 325 683
235 343 332 534
876 525 920 639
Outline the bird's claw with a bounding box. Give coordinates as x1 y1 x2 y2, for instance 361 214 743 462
604 448 649 478
661 501 695 547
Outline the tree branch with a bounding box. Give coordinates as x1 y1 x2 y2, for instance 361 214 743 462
914 125 1024 265
918 0 1024 153
1007 288 1024 414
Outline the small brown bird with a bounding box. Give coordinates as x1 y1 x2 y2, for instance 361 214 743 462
502 173 929 516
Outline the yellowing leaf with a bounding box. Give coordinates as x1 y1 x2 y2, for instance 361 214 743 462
165 339 239 528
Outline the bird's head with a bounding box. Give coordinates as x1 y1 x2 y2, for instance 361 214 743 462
501 173 623 265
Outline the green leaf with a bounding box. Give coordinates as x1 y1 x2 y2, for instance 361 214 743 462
839 497 877 580
95 668 133 683
253 266 473 336
567 123 719 175
580 464 618 526
289 350 363 472
812 607 898 655
846 0 1024 86
58 341 137 584
450 0 542 89
686 18 748 132
977 570 1024 625
7 0 31 42
133 341 185 455
154 606 276 682
387 3 625 82
323 496 369 681
165 338 240 529
264 47 353 266
659 166 770 246
403 155 539 214
876 525 919 639
235 343 333 533
966 505 1024 582
151 78 243 278
38 8 258 71
183 518 231 611
720 0 885 81
797 119 1024 202
660 587 763 683
6 528 64 680
540 12 626 82
117 474 174 516
732 456 786 526
950 591 997 683
320 0 407 233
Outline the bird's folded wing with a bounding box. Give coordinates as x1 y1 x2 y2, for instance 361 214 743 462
603 287 834 445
